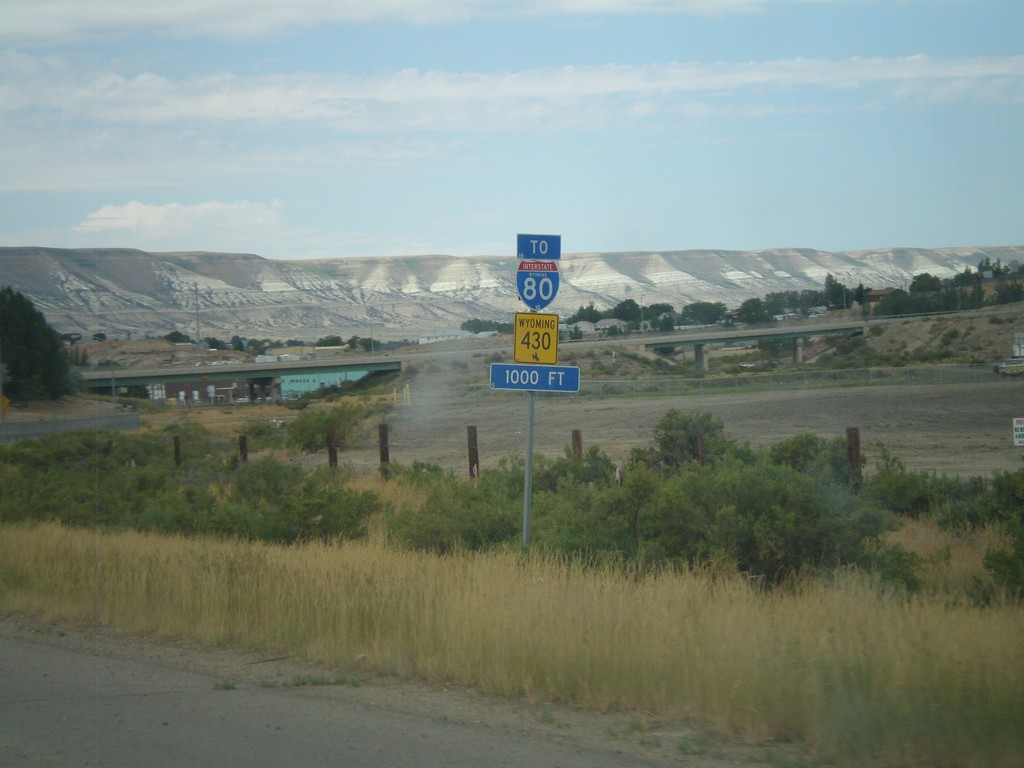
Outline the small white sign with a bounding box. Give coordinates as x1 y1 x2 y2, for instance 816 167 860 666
1014 418 1024 447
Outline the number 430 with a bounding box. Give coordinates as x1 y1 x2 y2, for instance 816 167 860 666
520 330 552 350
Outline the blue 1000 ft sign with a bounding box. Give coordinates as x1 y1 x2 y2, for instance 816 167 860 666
489 363 580 393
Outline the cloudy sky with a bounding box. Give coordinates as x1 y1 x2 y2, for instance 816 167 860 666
2 0 1021 260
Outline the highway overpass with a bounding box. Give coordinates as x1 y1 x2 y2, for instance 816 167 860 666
640 321 866 368
79 320 865 399
81 355 402 400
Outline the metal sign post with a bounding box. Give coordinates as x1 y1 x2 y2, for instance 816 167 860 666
0 340 6 443
490 362 580 547
523 391 535 546
498 233 569 546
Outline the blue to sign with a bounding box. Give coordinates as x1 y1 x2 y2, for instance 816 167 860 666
490 363 580 393
516 260 559 310
517 234 561 261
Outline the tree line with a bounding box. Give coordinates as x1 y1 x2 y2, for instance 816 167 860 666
0 286 73 400
2 253 1021 400
537 255 1023 330
872 259 1024 316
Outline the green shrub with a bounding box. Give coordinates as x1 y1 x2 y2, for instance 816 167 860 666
929 475 992 530
383 472 519 553
982 546 1024 597
981 466 1024 596
241 417 287 449
863 541 923 592
981 466 1024 525
0 410 981 592
233 458 305 504
379 461 449 483
530 462 654 557
0 429 380 545
769 433 860 486
644 458 893 585
629 410 735 470
244 467 380 543
865 448 935 518
286 402 367 451
532 445 617 492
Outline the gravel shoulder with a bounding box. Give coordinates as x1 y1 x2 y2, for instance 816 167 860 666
0 613 796 768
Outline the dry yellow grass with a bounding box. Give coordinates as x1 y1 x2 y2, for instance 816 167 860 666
887 517 1011 596
2 522 1022 767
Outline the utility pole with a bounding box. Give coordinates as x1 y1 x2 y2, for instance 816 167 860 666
194 284 201 346
0 338 5 437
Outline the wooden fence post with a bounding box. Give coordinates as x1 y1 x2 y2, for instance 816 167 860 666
467 426 479 479
327 427 338 469
571 429 583 459
238 435 248 464
173 435 182 468
846 427 861 477
378 423 390 465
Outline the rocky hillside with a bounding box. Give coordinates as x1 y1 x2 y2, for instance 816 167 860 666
2 245 1021 341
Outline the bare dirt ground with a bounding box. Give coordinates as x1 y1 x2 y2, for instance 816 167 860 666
1 396 120 422
7 375 1020 479
325 306 1024 477
342 378 1024 478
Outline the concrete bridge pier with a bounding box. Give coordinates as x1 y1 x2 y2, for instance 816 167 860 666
694 343 707 371
792 337 804 365
248 376 276 402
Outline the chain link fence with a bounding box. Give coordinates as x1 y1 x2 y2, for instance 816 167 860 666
0 413 140 445
582 364 1001 397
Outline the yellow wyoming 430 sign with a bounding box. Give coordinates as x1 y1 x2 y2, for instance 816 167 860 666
514 312 559 365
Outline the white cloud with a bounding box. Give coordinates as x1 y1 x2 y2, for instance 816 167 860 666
74 200 282 238
4 0 822 40
7 55 1021 133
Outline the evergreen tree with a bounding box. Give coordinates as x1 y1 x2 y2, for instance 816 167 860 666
682 301 727 325
566 302 603 324
824 274 846 307
611 298 641 322
909 272 942 294
0 286 73 400
738 297 770 324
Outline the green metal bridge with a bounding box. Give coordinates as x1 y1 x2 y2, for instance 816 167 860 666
81 355 402 397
